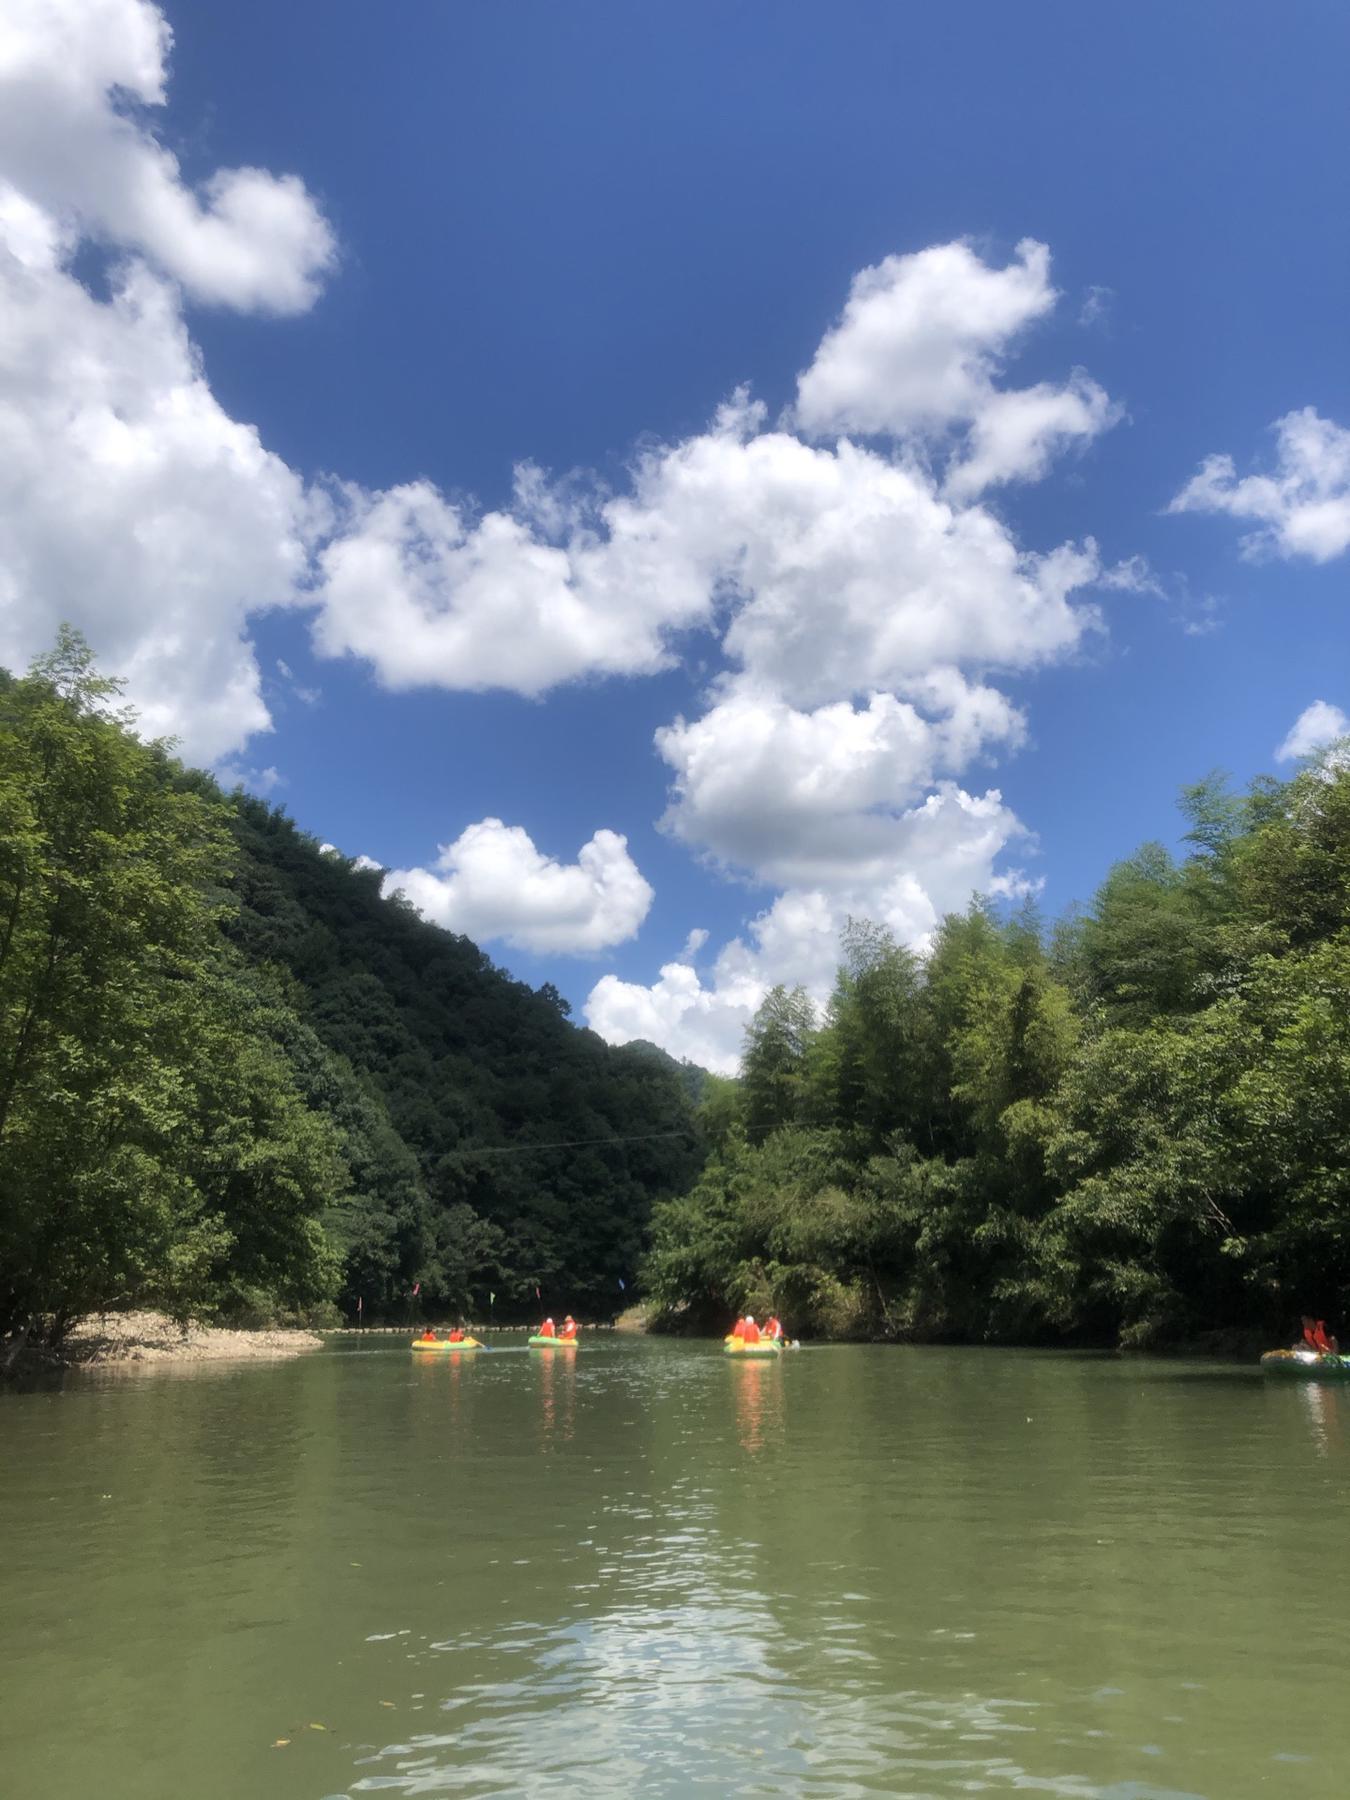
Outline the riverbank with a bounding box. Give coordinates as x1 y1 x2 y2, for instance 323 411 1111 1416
5 1311 323 1376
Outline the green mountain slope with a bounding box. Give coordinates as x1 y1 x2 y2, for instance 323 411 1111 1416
1 635 706 1346
222 796 706 1319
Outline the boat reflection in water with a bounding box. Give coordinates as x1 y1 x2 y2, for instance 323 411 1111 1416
1300 1379 1343 1457
536 1340 576 1445
729 1353 784 1458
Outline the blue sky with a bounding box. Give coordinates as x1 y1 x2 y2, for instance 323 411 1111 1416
2 0 1348 1069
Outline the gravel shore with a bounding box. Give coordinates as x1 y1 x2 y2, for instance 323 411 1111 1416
61 1310 323 1365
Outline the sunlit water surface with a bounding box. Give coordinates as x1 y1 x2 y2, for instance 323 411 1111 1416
4 1336 1349 1798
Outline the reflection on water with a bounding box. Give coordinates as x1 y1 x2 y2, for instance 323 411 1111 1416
729 1355 784 1456
535 1348 577 1445
1298 1380 1343 1456
3 1340 1350 1799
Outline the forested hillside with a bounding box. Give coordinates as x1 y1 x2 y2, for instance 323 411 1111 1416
0 635 703 1348
221 799 704 1318
646 764 1350 1349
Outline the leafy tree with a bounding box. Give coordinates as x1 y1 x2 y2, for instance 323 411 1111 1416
0 633 341 1344
647 754 1350 1348
741 984 816 1136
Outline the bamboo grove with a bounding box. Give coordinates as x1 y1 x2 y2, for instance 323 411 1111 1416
645 762 1350 1348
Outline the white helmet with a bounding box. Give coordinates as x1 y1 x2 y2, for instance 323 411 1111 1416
746 1315 755 1325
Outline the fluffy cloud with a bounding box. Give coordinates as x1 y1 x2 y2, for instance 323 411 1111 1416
944 374 1116 500
383 818 653 955
1276 700 1350 763
0 0 334 312
315 400 1102 707
795 238 1059 437
0 1 337 760
1170 408 1350 563
0 185 316 761
312 238 1109 1066
655 674 1024 886
311 246 1108 704
793 238 1116 495
585 785 1029 1073
312 472 708 695
640 415 1101 705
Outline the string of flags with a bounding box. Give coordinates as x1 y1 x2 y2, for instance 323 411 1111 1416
389 1276 628 1311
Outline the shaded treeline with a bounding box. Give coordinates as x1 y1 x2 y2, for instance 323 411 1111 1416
0 634 702 1348
646 765 1350 1348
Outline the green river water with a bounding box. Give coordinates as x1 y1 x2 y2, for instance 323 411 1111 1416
4 1336 1349 1799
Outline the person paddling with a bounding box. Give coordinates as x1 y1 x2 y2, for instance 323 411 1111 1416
741 1315 762 1345
559 1315 579 1342
538 1316 557 1339
764 1314 783 1344
418 1328 437 1343
730 1317 747 1341
447 1327 465 1343
1298 1316 1341 1355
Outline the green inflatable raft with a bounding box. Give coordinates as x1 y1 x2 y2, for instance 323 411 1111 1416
411 1337 484 1353
723 1338 781 1357
529 1335 578 1348
1261 1349 1350 1379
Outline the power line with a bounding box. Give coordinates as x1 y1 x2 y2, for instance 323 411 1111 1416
461 1127 700 1156
455 1121 778 1157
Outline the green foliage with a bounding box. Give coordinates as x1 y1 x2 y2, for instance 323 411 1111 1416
219 793 703 1320
741 983 817 1135
0 634 342 1344
648 756 1350 1347
2 632 705 1345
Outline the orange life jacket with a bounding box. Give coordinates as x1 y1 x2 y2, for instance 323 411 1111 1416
731 1319 746 1340
1314 1321 1334 1352
539 1320 556 1337
742 1322 761 1344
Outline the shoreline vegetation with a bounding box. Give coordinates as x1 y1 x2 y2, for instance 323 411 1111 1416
5 630 1349 1367
644 757 1350 1352
1 632 701 1363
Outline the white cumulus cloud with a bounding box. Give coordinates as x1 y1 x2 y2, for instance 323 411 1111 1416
1170 408 1350 563
0 0 336 759
945 373 1117 500
586 785 1029 1072
383 819 654 955
0 185 317 761
655 674 1024 887
0 0 334 313
311 471 707 696
795 237 1059 437
315 397 1103 708
793 238 1117 496
1276 700 1350 763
